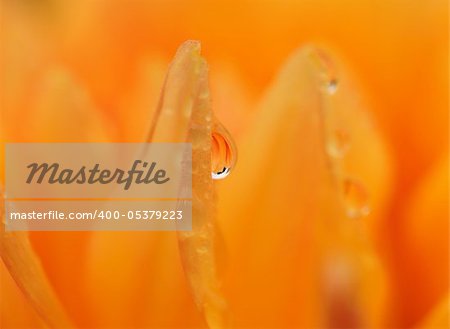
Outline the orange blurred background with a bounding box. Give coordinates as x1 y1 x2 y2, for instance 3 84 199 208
1 0 448 328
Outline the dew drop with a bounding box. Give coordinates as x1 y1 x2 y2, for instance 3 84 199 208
327 129 350 158
326 79 338 95
211 120 237 180
308 48 338 95
343 178 370 219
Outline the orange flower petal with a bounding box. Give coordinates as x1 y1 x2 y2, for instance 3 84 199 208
393 154 449 326
84 231 201 327
84 41 229 328
0 191 73 328
0 261 45 328
218 45 391 328
20 67 118 326
416 296 449 329
150 40 229 328
25 67 115 142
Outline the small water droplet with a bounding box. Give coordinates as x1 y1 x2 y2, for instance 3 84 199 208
211 120 237 180
343 178 370 219
326 79 338 95
327 129 350 158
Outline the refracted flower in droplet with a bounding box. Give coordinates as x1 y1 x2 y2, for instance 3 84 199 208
211 120 237 180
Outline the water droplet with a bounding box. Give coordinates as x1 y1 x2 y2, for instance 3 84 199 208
327 129 350 158
211 120 237 180
326 79 338 95
308 48 338 95
343 178 370 219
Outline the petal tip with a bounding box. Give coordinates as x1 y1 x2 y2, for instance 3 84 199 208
177 40 202 56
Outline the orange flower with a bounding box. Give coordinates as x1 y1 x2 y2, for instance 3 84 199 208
1 1 448 328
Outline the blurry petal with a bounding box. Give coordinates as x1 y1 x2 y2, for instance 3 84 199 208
0 261 46 328
18 67 118 326
116 55 166 141
25 67 115 142
0 191 73 328
416 296 449 329
209 63 256 138
1 1 51 141
218 45 391 328
395 154 449 326
85 231 189 327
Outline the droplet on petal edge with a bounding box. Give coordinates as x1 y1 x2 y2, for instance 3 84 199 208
211 119 237 180
307 48 350 160
308 47 371 220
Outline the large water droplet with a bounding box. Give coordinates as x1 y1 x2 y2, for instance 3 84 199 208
211 120 237 180
327 129 350 158
343 178 370 219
